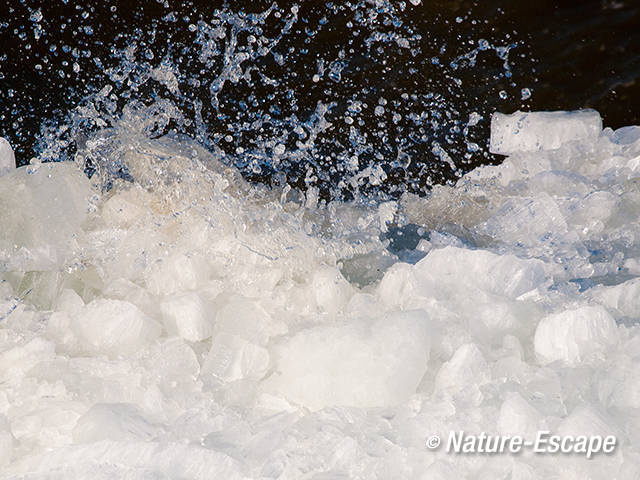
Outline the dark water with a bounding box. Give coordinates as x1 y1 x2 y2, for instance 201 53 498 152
1 0 639 200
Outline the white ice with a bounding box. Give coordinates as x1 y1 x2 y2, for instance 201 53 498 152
1 111 640 478
489 109 603 154
0 137 15 176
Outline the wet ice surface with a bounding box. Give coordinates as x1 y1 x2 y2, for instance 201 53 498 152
489 109 603 155
0 138 15 176
1 110 640 479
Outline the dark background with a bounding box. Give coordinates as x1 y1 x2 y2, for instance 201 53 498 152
1 0 639 198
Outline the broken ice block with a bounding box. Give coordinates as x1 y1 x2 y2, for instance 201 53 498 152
490 110 602 155
145 253 207 296
557 403 619 439
73 299 162 355
309 265 354 315
0 337 56 382
73 403 160 443
0 415 14 467
202 332 270 382
0 162 92 271
263 310 431 410
413 246 547 299
534 305 618 366
160 292 213 342
591 277 640 319
0 137 15 176
497 392 544 438
434 343 490 393
214 296 283 344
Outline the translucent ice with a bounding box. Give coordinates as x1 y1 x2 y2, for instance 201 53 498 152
1 111 640 479
71 299 162 356
0 162 91 271
160 292 213 342
497 392 545 438
203 332 270 382
0 415 14 467
73 403 160 443
434 343 490 397
0 137 15 176
413 246 547 299
534 305 619 366
490 109 602 154
591 278 640 319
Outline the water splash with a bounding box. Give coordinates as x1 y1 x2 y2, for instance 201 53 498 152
3 0 533 201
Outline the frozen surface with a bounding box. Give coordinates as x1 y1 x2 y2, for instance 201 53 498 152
0 162 92 273
1 112 640 478
264 311 431 410
534 305 619 366
0 137 15 176
490 109 603 154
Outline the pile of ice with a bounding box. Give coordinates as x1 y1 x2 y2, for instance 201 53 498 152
1 109 639 479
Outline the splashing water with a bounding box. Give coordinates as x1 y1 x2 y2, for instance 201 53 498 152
4 2 640 480
3 0 530 201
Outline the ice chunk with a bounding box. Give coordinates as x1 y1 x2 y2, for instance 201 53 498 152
309 265 354 315
214 296 284 345
4 441 243 480
0 137 15 176
534 305 619 366
145 253 208 296
613 125 640 145
202 332 270 382
376 261 414 308
263 310 431 410
557 404 619 440
103 278 157 317
434 343 490 393
0 162 92 271
144 338 200 382
490 110 602 155
0 414 15 467
12 271 66 310
566 191 616 236
160 292 213 342
0 337 56 382
46 311 77 350
55 288 85 315
591 278 640 319
478 193 568 250
497 392 545 438
413 246 547 299
73 403 161 443
101 187 151 227
597 356 640 409
73 299 161 355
